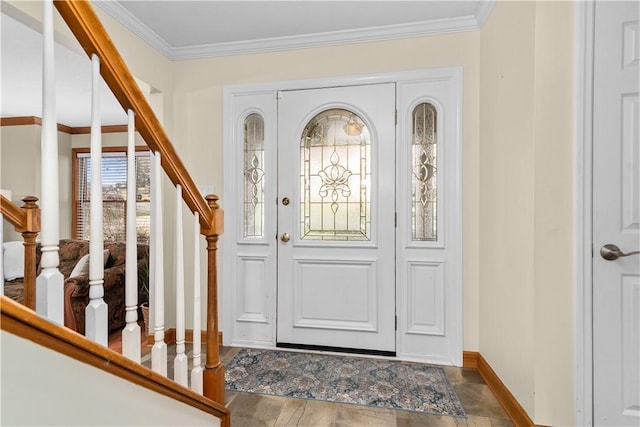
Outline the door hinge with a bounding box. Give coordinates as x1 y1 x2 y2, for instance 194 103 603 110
395 212 397 228
395 109 398 125
395 315 398 331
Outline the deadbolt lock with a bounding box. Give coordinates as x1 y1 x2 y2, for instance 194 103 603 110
282 197 290 206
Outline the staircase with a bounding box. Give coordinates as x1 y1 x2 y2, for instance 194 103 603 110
1 1 229 425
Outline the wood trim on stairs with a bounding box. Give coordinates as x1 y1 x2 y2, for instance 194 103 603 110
0 116 127 134
0 296 230 427
463 351 545 427
69 124 129 134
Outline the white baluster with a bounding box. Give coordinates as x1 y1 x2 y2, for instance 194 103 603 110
148 153 156 339
122 110 141 361
36 0 64 324
151 151 167 375
174 185 188 386
190 212 203 394
85 54 108 346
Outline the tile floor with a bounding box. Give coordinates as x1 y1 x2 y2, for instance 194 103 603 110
222 346 512 427
146 345 514 427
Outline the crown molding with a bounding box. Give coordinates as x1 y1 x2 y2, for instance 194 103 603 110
93 1 174 58
475 1 496 27
94 1 495 60
171 15 482 59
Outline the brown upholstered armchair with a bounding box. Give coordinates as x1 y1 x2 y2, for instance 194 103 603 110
4 239 149 334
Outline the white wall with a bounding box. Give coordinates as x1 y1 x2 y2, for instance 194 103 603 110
479 1 575 425
170 30 482 348
530 3 575 424
0 127 149 243
2 1 578 424
70 130 146 149
479 0 536 416
0 331 220 426
1 125 72 241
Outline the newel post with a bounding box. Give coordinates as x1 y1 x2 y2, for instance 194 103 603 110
202 194 224 404
17 196 41 310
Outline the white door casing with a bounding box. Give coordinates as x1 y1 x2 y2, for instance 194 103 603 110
223 68 462 364
276 84 396 353
592 2 640 425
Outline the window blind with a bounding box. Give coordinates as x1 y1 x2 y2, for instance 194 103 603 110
74 150 151 244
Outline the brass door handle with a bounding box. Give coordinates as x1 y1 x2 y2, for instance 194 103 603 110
281 233 290 243
600 244 640 261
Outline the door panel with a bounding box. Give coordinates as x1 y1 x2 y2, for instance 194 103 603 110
277 84 396 352
593 1 640 425
293 258 378 331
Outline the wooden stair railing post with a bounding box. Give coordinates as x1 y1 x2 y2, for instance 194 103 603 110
203 195 224 404
15 197 41 310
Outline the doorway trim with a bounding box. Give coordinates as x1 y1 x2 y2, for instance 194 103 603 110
575 2 594 426
222 68 463 365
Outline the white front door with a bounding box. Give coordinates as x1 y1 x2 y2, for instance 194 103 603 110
276 84 397 353
224 69 462 363
592 1 640 425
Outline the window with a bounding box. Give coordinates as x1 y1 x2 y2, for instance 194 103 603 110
72 147 151 244
300 109 371 241
411 103 437 241
243 113 265 238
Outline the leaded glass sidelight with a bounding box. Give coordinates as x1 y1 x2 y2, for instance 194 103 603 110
412 103 438 241
243 113 265 238
300 109 371 240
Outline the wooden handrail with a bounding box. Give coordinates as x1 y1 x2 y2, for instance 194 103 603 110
52 0 214 230
51 0 226 405
1 296 231 426
1 196 41 309
1 194 26 228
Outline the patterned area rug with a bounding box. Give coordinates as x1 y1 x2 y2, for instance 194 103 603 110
225 348 466 417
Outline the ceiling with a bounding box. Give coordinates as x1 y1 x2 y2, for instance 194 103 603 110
1 8 127 127
95 1 495 59
1 1 494 127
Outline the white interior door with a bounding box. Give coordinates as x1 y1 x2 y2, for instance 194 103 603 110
593 1 640 425
276 84 396 353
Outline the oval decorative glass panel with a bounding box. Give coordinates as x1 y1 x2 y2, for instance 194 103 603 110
300 109 371 240
411 103 437 241
243 113 265 238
